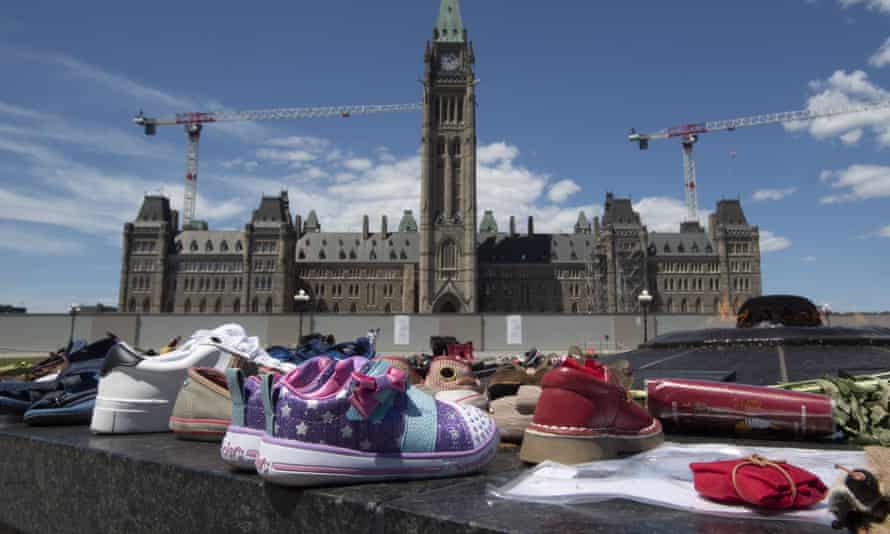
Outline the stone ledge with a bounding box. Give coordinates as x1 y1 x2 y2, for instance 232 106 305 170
0 424 835 533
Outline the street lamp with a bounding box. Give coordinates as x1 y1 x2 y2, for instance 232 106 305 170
67 303 81 353
638 290 653 344
821 303 832 327
294 290 311 345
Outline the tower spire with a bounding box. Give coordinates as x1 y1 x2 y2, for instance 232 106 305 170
434 0 465 43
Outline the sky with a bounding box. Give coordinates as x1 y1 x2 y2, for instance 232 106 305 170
1 0 889 312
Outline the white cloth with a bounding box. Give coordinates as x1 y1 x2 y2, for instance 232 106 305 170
490 442 865 525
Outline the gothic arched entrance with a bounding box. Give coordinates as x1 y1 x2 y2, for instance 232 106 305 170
432 293 462 313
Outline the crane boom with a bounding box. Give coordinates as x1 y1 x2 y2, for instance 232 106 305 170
628 99 890 223
134 102 422 228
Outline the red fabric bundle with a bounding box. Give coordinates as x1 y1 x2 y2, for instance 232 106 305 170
690 455 828 510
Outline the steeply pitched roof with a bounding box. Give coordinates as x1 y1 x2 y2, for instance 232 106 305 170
601 193 641 227
434 0 465 43
251 193 292 227
714 199 748 226
296 232 419 264
135 196 173 226
398 210 418 233
304 210 321 233
648 232 714 257
574 212 591 234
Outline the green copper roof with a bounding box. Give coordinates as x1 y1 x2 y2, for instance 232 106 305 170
480 210 498 233
398 210 418 233
304 210 320 232
435 0 465 43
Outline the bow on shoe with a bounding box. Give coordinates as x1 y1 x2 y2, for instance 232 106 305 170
349 367 407 420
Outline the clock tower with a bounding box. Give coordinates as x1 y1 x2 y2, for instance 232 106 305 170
419 0 478 313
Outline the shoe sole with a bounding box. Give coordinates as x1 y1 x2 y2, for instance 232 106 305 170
220 425 263 471
91 397 173 434
519 425 664 464
169 416 229 442
256 432 499 487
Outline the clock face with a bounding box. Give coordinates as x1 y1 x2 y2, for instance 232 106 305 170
440 53 461 72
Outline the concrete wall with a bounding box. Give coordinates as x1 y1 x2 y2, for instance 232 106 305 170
0 313 885 356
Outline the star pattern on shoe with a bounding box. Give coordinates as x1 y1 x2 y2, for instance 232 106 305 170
306 399 319 409
340 425 353 438
280 403 292 418
295 421 308 436
322 411 335 424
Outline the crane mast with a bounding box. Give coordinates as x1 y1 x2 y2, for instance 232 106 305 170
134 103 422 228
629 99 890 222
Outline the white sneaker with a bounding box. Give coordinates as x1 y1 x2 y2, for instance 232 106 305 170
90 324 258 434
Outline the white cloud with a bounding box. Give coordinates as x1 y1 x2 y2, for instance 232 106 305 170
0 226 83 256
819 164 890 203
785 70 890 146
265 136 330 151
839 0 890 14
840 129 864 144
802 256 817 262
256 148 318 163
879 225 890 237
760 230 792 253
752 187 797 201
633 197 711 232
869 37 890 67
344 158 373 172
548 179 581 203
477 142 520 165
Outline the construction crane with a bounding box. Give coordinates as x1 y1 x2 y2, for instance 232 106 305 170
134 103 422 228
628 99 890 223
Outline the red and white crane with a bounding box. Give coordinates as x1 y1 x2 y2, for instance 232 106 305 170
134 103 422 228
628 100 890 223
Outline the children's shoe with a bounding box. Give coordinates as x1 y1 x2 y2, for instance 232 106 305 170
519 358 662 464
169 367 232 441
255 360 499 487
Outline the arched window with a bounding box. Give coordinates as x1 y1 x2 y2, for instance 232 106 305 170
438 240 457 272
571 302 579 313
205 240 213 252
142 298 150 313
333 303 340 313
214 298 222 314
199 299 207 313
317 300 327 312
184 299 192 313
665 298 673 313
350 303 357 313
251 297 259 313
680 299 687 313
190 241 199 252
232 298 241 314
713 297 721 314
265 297 273 313
384 302 392 313
128 298 136 313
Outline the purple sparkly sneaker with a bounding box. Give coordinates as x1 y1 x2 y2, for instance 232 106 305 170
220 357 357 471
255 359 499 487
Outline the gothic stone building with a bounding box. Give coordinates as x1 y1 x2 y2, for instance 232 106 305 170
118 0 762 315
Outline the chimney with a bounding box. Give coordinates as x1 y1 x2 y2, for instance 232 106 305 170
294 214 302 238
362 215 370 240
528 216 534 236
381 215 388 236
594 216 600 236
509 216 516 237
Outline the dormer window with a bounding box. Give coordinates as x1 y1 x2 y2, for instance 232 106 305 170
190 241 199 252
220 241 229 252
235 241 243 252
349 250 357 260
298 249 305 260
677 243 685 253
664 243 671 253
205 240 213 252
339 250 346 260
319 250 326 260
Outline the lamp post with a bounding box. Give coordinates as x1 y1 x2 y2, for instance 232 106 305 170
294 290 311 345
67 303 81 353
638 290 653 344
821 303 832 327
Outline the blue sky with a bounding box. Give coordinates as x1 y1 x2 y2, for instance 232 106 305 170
1 0 889 312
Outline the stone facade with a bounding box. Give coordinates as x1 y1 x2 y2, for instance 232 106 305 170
118 0 762 315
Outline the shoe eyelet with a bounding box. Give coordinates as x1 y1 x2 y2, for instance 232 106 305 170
439 366 457 381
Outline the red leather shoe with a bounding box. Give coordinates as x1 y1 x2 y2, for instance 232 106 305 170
519 358 663 464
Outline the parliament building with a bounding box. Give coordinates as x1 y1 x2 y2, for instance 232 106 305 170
118 0 762 315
